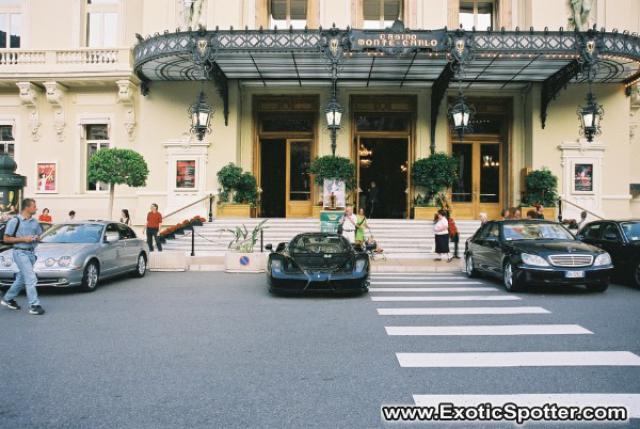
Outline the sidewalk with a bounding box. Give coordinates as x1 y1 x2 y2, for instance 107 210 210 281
148 251 464 273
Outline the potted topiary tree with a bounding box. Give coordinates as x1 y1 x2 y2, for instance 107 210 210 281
309 155 356 215
520 167 558 219
216 163 256 218
223 219 268 272
411 153 458 219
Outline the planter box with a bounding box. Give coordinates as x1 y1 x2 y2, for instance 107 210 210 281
217 204 252 218
224 252 267 273
191 220 203 227
414 206 438 220
521 207 557 220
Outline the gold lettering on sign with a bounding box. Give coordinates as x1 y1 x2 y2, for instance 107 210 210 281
354 33 439 50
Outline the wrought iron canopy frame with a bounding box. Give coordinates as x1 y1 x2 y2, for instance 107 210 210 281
134 24 640 130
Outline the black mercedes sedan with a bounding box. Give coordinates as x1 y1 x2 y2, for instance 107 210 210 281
266 233 369 295
464 220 613 292
576 220 640 288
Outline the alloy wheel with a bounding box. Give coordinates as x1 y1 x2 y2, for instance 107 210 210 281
85 263 98 290
138 255 146 276
465 255 474 277
503 263 513 291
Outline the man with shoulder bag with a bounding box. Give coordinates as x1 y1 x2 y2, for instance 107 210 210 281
1 198 45 315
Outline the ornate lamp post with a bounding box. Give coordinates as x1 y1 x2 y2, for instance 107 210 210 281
325 95 343 156
577 90 604 143
189 90 213 141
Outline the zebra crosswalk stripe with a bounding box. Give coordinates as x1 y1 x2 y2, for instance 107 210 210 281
376 306 550 315
371 295 521 302
369 287 498 292
385 324 591 336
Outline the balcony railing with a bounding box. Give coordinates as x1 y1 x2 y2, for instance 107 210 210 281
0 47 133 78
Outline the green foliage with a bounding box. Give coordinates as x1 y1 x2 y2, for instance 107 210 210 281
234 172 257 205
216 163 257 205
411 153 459 203
224 219 268 253
88 148 148 187
309 156 356 190
521 168 558 207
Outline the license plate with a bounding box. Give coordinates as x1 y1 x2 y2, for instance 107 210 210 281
565 271 585 278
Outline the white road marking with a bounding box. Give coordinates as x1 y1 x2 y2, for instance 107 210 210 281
377 306 550 316
386 324 591 336
370 281 484 285
396 351 640 367
371 295 520 302
412 394 640 418
369 287 498 292
370 277 469 281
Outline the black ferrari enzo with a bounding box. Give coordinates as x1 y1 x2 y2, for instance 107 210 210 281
266 233 370 294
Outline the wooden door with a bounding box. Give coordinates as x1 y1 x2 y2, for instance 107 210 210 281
451 139 503 220
285 139 313 217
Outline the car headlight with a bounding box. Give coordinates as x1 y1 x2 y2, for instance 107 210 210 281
594 253 612 266
45 257 56 268
0 255 12 267
355 259 367 272
521 253 550 267
270 259 282 271
58 256 72 268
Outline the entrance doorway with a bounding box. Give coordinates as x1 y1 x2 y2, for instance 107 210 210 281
357 137 408 219
254 96 317 218
451 138 503 219
260 138 313 218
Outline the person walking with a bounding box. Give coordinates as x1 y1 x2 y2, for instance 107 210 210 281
434 209 452 262
120 209 131 226
355 207 369 246
340 205 357 244
446 210 460 259
38 208 52 223
367 181 379 218
67 210 76 221
1 198 45 315
146 203 163 252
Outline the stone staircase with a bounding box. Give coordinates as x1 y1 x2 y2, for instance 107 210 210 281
162 218 481 258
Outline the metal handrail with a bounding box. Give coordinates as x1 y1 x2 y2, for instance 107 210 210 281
163 193 215 222
558 196 604 222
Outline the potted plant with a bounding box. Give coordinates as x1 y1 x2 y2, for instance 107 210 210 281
223 219 269 273
411 153 458 219
520 167 558 219
216 163 257 218
309 156 356 211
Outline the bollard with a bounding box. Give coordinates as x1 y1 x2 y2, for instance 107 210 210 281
260 229 264 252
191 226 195 257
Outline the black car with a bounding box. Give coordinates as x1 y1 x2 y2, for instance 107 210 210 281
464 220 613 292
576 220 640 288
266 233 370 294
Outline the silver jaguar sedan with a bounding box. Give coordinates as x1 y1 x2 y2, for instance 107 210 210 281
0 221 148 292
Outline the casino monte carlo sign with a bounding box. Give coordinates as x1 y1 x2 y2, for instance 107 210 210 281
349 29 447 53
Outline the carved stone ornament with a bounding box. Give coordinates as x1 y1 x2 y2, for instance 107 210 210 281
43 81 67 142
568 0 596 31
116 80 137 141
180 0 206 30
16 82 41 141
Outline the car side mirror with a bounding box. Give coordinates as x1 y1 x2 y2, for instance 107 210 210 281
265 244 273 252
105 232 120 243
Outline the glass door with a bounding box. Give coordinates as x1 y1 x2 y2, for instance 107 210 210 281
450 140 503 219
286 139 312 217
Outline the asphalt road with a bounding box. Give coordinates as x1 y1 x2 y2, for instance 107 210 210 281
1 270 640 429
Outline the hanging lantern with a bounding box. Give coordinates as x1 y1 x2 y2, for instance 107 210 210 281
577 91 604 143
189 90 213 141
448 92 475 137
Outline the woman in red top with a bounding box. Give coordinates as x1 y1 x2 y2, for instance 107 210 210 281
146 203 163 252
38 208 52 223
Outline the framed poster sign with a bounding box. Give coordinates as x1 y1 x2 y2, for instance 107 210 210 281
176 160 196 189
573 163 593 193
36 162 57 193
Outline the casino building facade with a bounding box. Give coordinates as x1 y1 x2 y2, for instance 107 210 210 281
1 0 639 223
